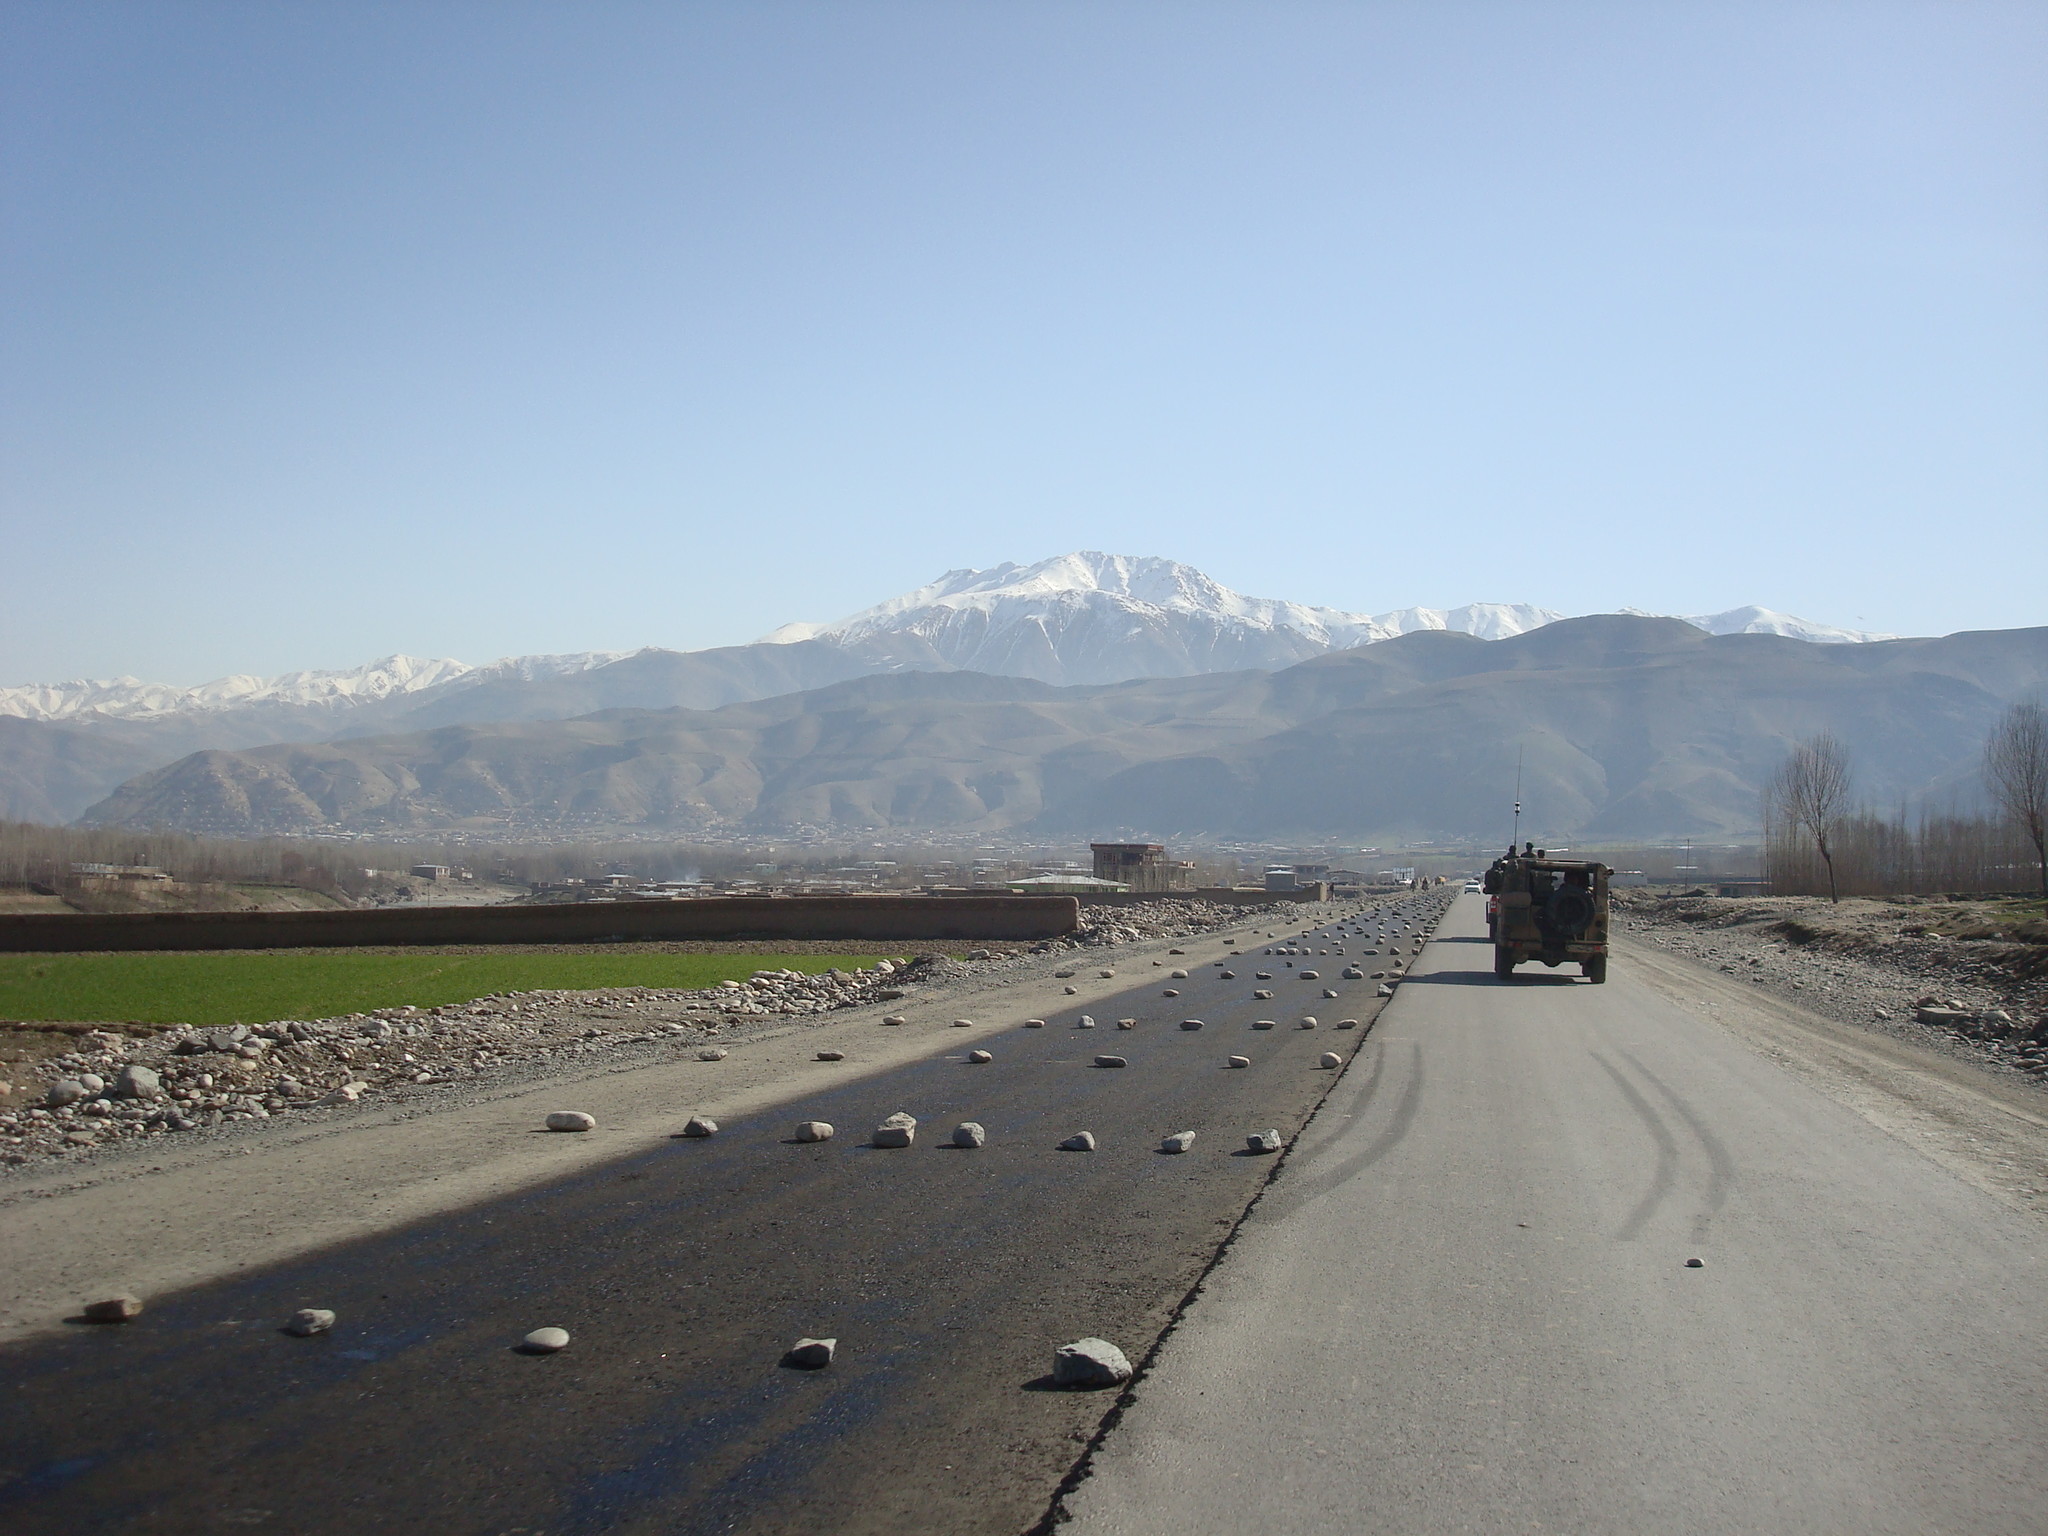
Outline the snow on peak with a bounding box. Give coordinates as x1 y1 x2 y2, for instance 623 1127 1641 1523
0 650 628 722
1620 606 1893 644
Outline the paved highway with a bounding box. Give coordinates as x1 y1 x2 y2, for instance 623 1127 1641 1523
0 898 1445 1535
1064 894 2048 1535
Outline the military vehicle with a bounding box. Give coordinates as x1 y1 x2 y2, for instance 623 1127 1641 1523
1482 849 1610 982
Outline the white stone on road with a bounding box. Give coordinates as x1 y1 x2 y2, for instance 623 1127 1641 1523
1060 1132 1097 1151
794 1121 834 1142
286 1308 336 1336
544 1111 596 1132
521 1327 569 1353
1053 1337 1133 1388
1160 1132 1196 1154
952 1122 986 1148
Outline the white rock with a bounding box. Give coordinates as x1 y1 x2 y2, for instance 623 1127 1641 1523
1116 1018 1136 1030
1253 989 1275 1000
318 1081 369 1104
1322 989 1339 999
1024 1018 1046 1028
1179 1019 1205 1031
1318 1052 1343 1069
1093 1054 1128 1068
1377 983 1394 997
114 1065 162 1100
545 1111 596 1132
46 1080 88 1107
882 1015 908 1026
968 1049 993 1063
1162 989 1180 997
1227 1055 1252 1068
287 1308 336 1336
1169 970 1189 979
952 1121 987 1147
1251 1019 1276 1031
699 1047 730 1061
1054 969 1077 979
784 1336 835 1369
1098 970 1115 979
1053 1337 1132 1387
1337 1018 1359 1029
522 1326 570 1353
1246 1129 1283 1154
872 1112 916 1148
794 1120 835 1142
1059 1131 1097 1151
680 1115 718 1137
816 1050 846 1062
1063 986 1079 995
952 1019 974 1028
1299 1017 1318 1029
1301 970 1320 980
77 1073 106 1094
1160 1131 1196 1154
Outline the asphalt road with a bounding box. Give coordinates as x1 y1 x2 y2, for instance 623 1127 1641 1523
1063 893 2048 1535
0 898 1447 1536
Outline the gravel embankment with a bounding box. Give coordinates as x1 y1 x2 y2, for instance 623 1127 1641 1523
1617 891 2048 1089
0 897 1258 1169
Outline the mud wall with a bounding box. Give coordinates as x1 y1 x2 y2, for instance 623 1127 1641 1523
0 895 1080 953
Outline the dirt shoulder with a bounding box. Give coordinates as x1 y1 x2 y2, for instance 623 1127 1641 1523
1615 890 2048 1090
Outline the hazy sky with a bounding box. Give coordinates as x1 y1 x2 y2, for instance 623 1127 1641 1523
4 1 2043 685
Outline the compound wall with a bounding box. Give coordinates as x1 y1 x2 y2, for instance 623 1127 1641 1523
0 896 1080 953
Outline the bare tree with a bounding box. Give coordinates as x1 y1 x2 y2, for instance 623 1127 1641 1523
1770 730 1853 902
1985 701 2048 900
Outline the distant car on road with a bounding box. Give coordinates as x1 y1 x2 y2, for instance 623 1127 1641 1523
1463 880 1482 893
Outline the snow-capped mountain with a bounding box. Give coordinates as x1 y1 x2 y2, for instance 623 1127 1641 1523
759 553 1569 685
0 651 626 723
1625 606 1896 645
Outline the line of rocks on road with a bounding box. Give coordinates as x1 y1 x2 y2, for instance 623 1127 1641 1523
0 900 1260 1171
1616 892 2048 1088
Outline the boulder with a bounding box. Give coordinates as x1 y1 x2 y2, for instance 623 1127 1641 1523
1179 1019 1205 1031
816 1050 846 1062
1024 1018 1047 1028
952 1019 974 1028
968 1049 993 1063
882 1015 908 1026
794 1120 835 1142
1253 989 1275 1001
1059 1131 1097 1151
521 1327 570 1353
952 1121 986 1148
1160 1131 1196 1154
872 1112 917 1148
1093 1054 1128 1069
82 1294 143 1323
1227 1055 1252 1068
286 1308 336 1337
113 1065 162 1100
45 1079 88 1108
698 1047 730 1061
1336 1018 1359 1029
545 1111 596 1132
1245 1129 1283 1154
680 1115 718 1138
1052 1337 1132 1388
1318 1052 1343 1069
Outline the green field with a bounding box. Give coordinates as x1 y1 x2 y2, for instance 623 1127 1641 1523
0 949 885 1027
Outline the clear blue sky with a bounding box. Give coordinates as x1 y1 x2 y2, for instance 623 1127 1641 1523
3 1 2043 685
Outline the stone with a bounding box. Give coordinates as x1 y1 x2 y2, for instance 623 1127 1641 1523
1063 986 1079 995
882 1015 908 1026
816 1050 846 1062
1227 1055 1252 1068
45 1079 88 1108
783 1337 836 1369
77 1073 105 1094
680 1115 718 1138
545 1111 597 1132
1245 1129 1282 1154
1179 1019 1205 1031
1093 1054 1128 1068
1322 989 1339 999
1052 1337 1132 1388
1169 970 1189 979
1220 970 1236 980
83 1294 144 1322
1318 1052 1343 1069
699 1047 730 1061
794 1120 835 1142
1684 1258 1705 1269
1253 989 1275 1001
1343 968 1364 979
952 1121 986 1148
1162 989 1180 998
1059 1131 1097 1151
1301 970 1320 980
1377 983 1394 997
113 1065 161 1100
952 1019 974 1028
1054 969 1077 979
1024 1018 1046 1028
967 1048 993 1063
1160 1131 1196 1154
287 1308 336 1337
872 1112 916 1148
1337 1018 1359 1029
1117 1018 1136 1029
522 1326 570 1353
1255 972 1274 981
1251 1019 1276 1030
1098 970 1115 979
1078 1015 1097 1029
1299 1017 1318 1029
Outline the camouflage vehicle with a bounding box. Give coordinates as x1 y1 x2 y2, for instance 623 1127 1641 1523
1482 850 1611 983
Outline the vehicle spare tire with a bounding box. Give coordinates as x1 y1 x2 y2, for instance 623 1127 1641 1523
1545 886 1596 938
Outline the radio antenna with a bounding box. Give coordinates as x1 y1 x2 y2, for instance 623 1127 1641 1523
1512 746 1524 851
